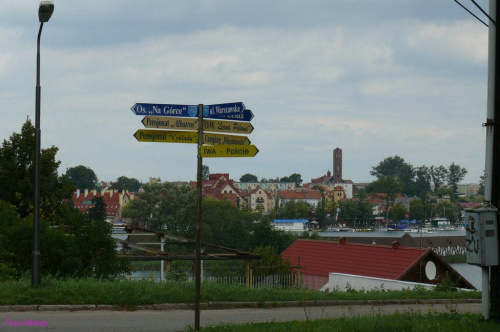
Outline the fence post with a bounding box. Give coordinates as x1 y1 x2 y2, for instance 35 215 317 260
298 257 301 288
165 261 171 281
245 260 250 287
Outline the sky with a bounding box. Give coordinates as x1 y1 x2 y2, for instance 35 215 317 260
0 0 491 185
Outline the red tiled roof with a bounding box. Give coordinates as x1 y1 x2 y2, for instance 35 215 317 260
279 189 321 200
72 191 122 217
281 239 430 280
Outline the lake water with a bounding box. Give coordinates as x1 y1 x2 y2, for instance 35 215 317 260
319 229 466 238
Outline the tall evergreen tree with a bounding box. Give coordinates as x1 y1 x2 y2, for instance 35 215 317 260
0 119 74 219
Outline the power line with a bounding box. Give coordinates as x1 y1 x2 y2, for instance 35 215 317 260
471 0 496 25
453 0 488 27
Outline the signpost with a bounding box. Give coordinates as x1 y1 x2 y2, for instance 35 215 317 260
131 101 257 332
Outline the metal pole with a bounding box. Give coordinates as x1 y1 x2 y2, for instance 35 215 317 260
160 240 165 282
194 104 203 331
487 0 498 319
32 22 44 287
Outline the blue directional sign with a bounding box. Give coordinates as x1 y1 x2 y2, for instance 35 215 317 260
131 103 198 117
131 102 254 121
204 102 254 121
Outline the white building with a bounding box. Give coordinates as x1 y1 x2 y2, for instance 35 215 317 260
272 219 309 232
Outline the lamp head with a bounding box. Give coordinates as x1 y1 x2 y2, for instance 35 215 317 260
38 1 54 23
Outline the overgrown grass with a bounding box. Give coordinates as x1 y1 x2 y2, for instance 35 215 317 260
182 312 497 332
0 276 480 307
442 254 467 264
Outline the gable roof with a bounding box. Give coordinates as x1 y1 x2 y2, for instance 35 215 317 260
281 239 431 280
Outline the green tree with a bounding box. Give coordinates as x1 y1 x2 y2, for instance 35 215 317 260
366 176 403 212
110 176 141 192
435 187 455 201
202 165 210 180
249 245 292 276
239 173 258 182
358 196 374 227
371 156 414 195
409 198 425 221
433 201 458 222
338 200 359 225
478 172 485 195
0 200 127 279
315 196 327 226
0 119 74 219
248 219 295 252
87 196 107 221
389 202 407 222
65 165 99 190
447 162 467 194
0 201 21 280
325 199 338 224
122 182 197 235
276 200 310 219
411 166 432 199
280 173 303 186
430 165 448 192
201 198 253 250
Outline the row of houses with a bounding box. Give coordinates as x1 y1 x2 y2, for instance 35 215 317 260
70 173 482 224
69 172 355 222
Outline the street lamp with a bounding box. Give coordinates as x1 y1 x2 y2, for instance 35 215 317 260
33 1 54 287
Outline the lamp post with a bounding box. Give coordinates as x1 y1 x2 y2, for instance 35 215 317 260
33 1 54 287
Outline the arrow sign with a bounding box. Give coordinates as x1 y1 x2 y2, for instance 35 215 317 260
133 129 198 143
134 129 251 145
132 102 254 121
205 102 254 121
131 103 198 117
201 144 259 158
142 116 254 134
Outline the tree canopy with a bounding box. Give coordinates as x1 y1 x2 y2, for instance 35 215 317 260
239 173 258 182
65 165 99 190
110 176 141 192
122 182 198 235
280 173 303 185
370 156 468 198
0 119 74 219
0 120 127 281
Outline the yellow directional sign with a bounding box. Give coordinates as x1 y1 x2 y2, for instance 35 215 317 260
134 129 198 144
201 144 259 158
142 116 254 134
134 129 251 145
203 119 254 134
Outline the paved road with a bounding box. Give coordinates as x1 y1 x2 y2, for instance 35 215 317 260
1 302 481 332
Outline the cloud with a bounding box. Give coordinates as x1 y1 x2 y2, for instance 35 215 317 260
407 20 488 64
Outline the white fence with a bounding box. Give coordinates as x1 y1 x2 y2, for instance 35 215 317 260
127 271 297 289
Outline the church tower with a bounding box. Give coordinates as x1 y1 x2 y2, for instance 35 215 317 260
333 148 342 182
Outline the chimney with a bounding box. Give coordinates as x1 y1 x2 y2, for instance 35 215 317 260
84 189 88 197
339 237 347 245
76 188 80 198
392 241 400 249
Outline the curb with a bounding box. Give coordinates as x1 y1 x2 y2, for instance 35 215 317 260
0 298 481 312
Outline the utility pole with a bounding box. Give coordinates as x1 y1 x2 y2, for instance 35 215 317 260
487 0 500 319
